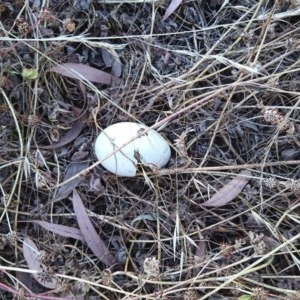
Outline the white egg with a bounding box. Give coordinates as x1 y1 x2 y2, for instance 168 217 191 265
94 122 171 176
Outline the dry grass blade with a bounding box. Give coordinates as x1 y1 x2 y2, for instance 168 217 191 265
50 63 119 85
22 237 60 290
163 0 183 21
54 161 89 202
34 221 85 242
72 189 117 266
202 170 252 207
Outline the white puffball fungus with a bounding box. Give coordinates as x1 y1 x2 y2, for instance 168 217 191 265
94 122 171 176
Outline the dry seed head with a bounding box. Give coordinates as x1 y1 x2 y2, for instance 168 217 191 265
183 289 199 300
101 269 113 286
286 121 295 135
277 117 293 132
143 257 160 278
263 177 278 189
16 18 31 34
252 286 267 300
38 8 58 25
249 231 268 255
262 108 294 133
6 231 17 245
220 242 233 258
286 179 300 196
234 238 245 251
263 108 281 124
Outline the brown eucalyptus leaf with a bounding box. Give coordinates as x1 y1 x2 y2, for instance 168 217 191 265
51 63 119 85
112 59 122 78
53 161 89 202
22 237 59 289
193 239 206 276
163 0 183 21
195 240 206 259
77 80 87 102
22 237 41 272
202 170 252 207
39 116 86 150
101 48 113 67
101 49 122 78
72 189 117 266
16 271 34 291
34 221 85 242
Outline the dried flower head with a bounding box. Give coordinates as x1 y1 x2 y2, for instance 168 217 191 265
183 289 199 300
262 107 294 133
249 231 267 255
263 177 278 189
6 231 18 245
143 257 160 278
16 18 31 35
38 7 58 25
234 238 245 251
101 269 113 286
220 242 233 258
252 286 268 299
263 108 281 124
286 179 300 196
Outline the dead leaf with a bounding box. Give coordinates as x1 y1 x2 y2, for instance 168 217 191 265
22 237 60 289
72 189 117 266
34 221 85 242
101 48 113 67
195 240 206 260
50 63 119 85
112 59 122 78
202 170 252 207
16 271 34 292
39 115 86 150
163 0 183 21
53 161 89 202
77 80 87 102
193 239 206 276
101 49 122 78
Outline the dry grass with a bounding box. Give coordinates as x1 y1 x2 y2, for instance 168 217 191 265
1 0 300 299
